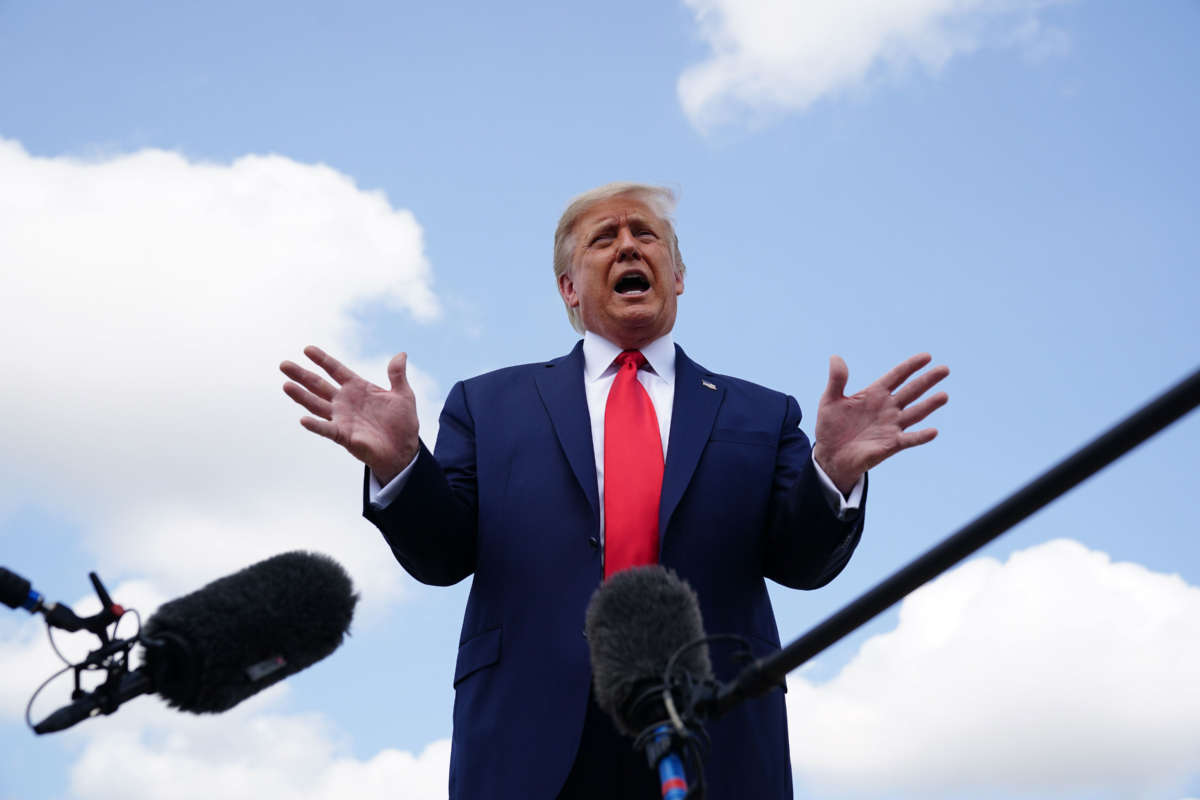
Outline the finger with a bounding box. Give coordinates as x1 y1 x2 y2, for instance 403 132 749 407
898 391 948 429
877 353 932 392
299 415 340 442
823 355 849 401
893 365 950 408
897 427 938 450
280 360 338 401
303 345 361 386
283 381 333 419
387 351 409 393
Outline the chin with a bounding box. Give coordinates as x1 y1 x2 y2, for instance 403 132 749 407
612 309 658 332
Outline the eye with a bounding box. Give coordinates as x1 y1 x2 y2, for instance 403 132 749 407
590 226 619 244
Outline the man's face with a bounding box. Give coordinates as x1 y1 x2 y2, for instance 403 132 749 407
558 194 684 350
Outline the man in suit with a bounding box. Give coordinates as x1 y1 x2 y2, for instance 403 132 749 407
280 182 949 798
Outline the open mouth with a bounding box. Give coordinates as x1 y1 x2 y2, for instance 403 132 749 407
614 272 651 295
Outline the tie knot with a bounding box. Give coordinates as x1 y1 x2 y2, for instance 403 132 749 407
614 350 648 371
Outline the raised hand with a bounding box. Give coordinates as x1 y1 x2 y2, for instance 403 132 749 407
280 346 420 484
812 353 949 495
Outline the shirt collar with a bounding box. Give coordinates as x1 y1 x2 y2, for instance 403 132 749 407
582 330 676 385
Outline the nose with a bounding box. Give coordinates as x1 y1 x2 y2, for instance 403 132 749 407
615 227 641 262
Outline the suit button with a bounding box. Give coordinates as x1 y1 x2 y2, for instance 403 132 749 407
588 536 599 550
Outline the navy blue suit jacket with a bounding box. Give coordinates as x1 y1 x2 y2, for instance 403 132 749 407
363 342 865 799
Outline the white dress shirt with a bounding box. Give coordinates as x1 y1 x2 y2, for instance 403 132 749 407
369 333 865 533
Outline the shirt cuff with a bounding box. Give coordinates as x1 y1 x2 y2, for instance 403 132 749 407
367 451 420 509
811 452 864 520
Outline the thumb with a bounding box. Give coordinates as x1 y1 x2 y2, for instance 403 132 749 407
387 351 410 392
824 355 849 401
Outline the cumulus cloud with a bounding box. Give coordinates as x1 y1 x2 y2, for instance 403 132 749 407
678 0 1073 130
53 683 451 800
0 138 442 612
787 539 1200 795
69 713 450 800
0 138 455 800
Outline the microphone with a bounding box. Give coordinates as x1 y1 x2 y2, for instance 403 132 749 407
585 566 714 799
1 566 41 611
33 551 357 733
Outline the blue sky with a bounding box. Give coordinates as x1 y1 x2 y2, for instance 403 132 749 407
2 1 1198 798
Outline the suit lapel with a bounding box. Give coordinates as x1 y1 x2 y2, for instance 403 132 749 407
660 345 723 535
533 341 599 520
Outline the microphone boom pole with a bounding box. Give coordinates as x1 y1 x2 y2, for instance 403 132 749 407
711 364 1200 717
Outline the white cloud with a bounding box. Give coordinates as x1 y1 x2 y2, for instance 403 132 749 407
0 138 443 612
0 614 74 723
678 0 1073 130
787 539 1200 795
58 685 450 800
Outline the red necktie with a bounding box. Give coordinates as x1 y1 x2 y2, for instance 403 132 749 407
603 350 664 578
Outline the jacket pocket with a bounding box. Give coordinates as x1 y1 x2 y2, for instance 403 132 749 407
453 626 502 687
748 634 787 693
710 428 775 446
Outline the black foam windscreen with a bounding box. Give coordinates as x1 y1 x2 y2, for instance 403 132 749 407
585 565 712 735
140 551 357 713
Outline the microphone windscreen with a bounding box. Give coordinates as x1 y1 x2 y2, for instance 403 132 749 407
141 551 357 713
585 565 712 735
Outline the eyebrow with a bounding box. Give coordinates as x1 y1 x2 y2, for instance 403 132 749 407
584 214 658 234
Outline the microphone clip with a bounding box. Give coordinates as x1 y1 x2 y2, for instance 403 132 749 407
25 569 143 735
41 571 126 637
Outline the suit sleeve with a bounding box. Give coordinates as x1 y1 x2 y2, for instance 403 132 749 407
361 380 478 586
762 394 867 589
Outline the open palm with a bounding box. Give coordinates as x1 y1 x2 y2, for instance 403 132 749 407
280 345 420 484
813 353 949 494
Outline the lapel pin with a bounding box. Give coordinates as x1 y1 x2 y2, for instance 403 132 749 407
701 380 717 391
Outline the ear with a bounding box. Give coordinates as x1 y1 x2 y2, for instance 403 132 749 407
674 268 685 297
558 272 580 308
